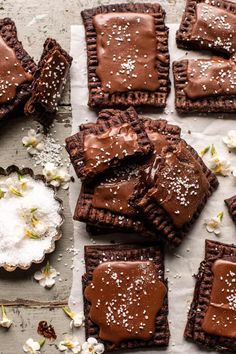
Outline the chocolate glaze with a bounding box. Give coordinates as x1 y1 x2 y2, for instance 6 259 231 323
83 123 139 174
147 141 209 228
34 49 70 112
91 128 172 216
92 175 138 216
85 261 167 345
141 129 171 187
0 36 32 104
184 58 236 99
191 3 236 55
93 13 159 93
202 259 236 339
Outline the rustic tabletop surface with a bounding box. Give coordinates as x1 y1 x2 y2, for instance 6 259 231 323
0 0 189 353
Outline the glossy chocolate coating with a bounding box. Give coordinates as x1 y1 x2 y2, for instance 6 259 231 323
0 36 32 104
35 49 70 111
93 13 159 93
141 129 171 187
83 123 139 174
92 175 138 216
85 261 167 345
91 127 172 216
202 259 236 339
147 141 209 228
184 58 236 99
191 3 236 55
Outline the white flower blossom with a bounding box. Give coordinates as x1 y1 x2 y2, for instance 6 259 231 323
20 208 49 240
208 144 231 176
0 175 32 199
205 212 223 236
223 130 236 149
22 129 44 155
58 339 81 353
63 307 85 328
43 162 71 190
34 262 57 289
33 222 48 237
0 305 12 329
82 337 105 354
23 338 45 354
208 155 231 176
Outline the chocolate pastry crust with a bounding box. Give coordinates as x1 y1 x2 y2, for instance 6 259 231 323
132 141 218 248
176 0 236 57
173 59 236 113
25 38 72 115
81 3 170 108
185 239 236 352
0 18 36 119
225 195 236 225
83 244 169 351
65 107 153 181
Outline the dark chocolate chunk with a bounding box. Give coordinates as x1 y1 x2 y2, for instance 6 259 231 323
25 38 72 115
83 244 169 351
185 239 236 352
37 320 57 340
81 3 170 108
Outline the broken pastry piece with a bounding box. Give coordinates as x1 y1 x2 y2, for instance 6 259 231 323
0 18 36 120
65 107 153 181
25 38 72 116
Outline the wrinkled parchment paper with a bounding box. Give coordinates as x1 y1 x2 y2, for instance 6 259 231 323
69 22 236 354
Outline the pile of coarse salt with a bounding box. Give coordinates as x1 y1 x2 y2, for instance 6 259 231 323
33 134 64 167
0 173 62 266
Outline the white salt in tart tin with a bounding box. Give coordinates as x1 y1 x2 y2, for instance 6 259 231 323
0 165 64 271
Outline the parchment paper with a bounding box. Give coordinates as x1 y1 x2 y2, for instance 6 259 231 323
68 22 236 354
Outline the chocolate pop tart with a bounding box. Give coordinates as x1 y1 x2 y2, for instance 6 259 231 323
73 109 181 237
83 244 169 351
81 3 170 108
185 239 236 352
0 18 36 119
25 38 72 116
65 107 153 181
173 58 236 113
133 140 218 247
176 0 236 57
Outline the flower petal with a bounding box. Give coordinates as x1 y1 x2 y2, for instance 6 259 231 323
87 337 98 345
34 271 44 281
95 343 105 354
45 277 56 289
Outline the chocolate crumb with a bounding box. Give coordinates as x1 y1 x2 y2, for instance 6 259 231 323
37 320 57 340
